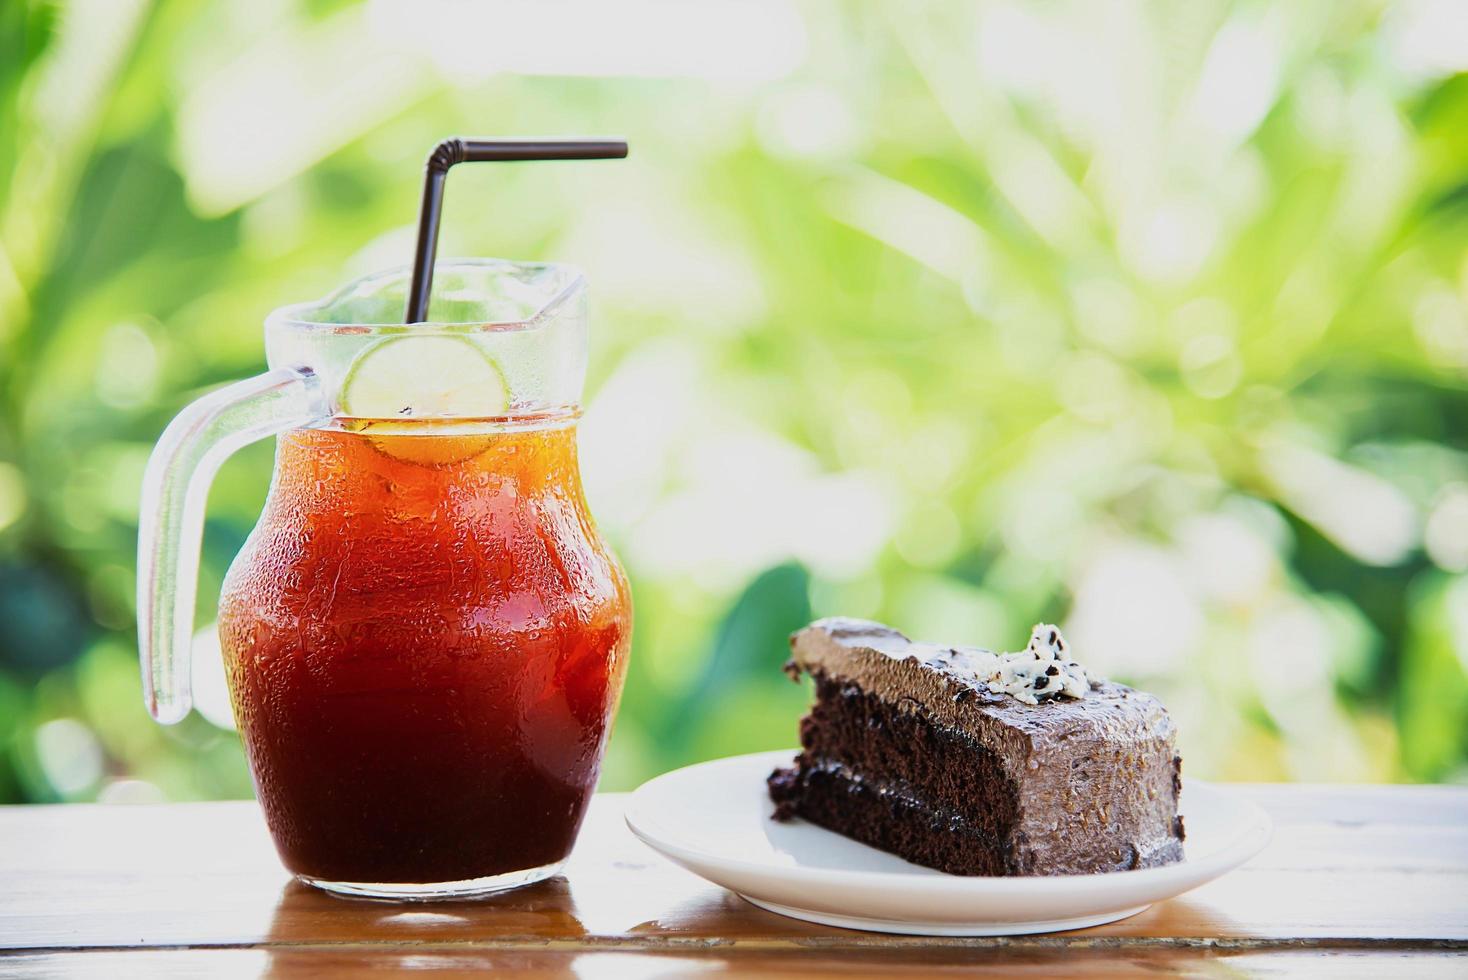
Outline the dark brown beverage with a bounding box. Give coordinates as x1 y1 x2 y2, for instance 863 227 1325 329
219 421 631 888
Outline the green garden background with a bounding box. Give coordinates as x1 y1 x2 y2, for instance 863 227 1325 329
2 0 1466 804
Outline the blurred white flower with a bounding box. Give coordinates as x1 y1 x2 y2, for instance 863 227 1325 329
821 168 991 288
178 5 432 214
35 718 103 797
1248 597 1333 699
1426 486 1468 573
1179 334 1242 400
1066 542 1203 677
94 322 161 410
1177 512 1277 606
0 462 25 534
564 199 768 336
757 84 866 162
1413 285 1468 371
1071 278 1147 358
1383 0 1468 80
191 624 237 732
1246 596 1379 780
1261 441 1419 566
583 340 897 590
1182 8 1285 152
628 447 894 589
1118 196 1220 285
1446 578 1468 676
370 0 807 82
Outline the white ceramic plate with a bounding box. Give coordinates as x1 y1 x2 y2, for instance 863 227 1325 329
625 749 1271 936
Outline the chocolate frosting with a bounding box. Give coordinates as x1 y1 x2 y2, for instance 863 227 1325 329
788 618 1184 874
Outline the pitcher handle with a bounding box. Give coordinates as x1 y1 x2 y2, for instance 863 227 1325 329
137 368 327 724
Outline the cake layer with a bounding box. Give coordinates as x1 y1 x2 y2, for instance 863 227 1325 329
768 762 1012 876
791 673 1017 835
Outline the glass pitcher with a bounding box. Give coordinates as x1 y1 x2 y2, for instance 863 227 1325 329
138 260 632 899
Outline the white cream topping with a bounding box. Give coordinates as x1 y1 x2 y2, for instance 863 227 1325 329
986 624 1092 705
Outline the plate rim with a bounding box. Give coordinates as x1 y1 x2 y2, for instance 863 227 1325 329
738 894 1155 936
625 748 1272 897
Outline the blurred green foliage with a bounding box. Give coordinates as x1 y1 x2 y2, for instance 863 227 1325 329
1 0 1466 804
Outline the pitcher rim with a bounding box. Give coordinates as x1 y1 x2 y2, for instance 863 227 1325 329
265 258 586 335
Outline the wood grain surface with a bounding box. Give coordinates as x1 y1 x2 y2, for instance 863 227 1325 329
1 786 1465 977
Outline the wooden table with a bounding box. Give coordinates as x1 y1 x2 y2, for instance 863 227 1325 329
1 787 1465 977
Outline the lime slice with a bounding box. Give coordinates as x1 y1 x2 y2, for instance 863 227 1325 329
341 335 508 466
341 335 509 420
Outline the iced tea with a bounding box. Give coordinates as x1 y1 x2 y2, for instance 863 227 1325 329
218 418 630 886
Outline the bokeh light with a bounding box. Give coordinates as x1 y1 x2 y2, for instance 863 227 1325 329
0 0 1465 802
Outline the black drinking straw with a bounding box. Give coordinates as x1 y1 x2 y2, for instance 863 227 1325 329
405 138 629 323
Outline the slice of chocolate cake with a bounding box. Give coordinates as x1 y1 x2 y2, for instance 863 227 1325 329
768 619 1184 876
